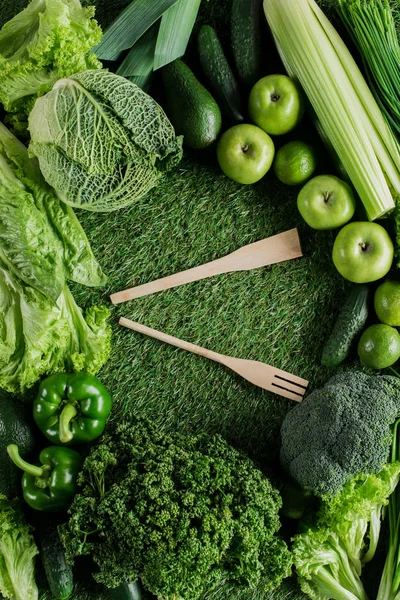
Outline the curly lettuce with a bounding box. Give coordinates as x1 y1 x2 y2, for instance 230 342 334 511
0 495 38 600
0 122 111 393
0 267 111 394
0 0 102 134
29 70 183 212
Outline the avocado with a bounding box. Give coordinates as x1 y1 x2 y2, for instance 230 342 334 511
0 398 38 497
162 59 222 150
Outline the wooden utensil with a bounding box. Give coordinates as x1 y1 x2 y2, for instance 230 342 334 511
111 228 302 304
119 317 308 402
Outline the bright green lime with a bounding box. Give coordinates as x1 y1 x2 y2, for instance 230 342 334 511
358 324 400 369
273 140 317 186
374 280 400 326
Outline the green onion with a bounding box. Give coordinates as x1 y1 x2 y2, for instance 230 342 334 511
337 0 400 139
94 0 179 62
263 0 400 221
117 23 159 77
154 0 202 70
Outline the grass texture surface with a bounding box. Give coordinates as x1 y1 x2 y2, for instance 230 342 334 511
0 0 349 598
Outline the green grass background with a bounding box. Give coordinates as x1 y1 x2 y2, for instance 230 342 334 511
0 0 351 599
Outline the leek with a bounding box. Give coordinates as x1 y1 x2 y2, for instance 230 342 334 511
338 0 400 139
263 0 400 221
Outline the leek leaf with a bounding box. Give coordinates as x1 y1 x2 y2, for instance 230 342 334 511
117 23 159 77
94 0 179 62
154 0 202 70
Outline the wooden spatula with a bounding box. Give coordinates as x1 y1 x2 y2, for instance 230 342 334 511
111 228 302 304
119 317 308 402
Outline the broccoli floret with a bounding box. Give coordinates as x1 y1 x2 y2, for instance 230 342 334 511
60 418 291 600
280 372 400 497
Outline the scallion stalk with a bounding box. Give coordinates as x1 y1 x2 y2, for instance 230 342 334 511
338 0 400 140
263 0 400 221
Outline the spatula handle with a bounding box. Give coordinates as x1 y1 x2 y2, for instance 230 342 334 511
111 259 225 304
119 317 225 363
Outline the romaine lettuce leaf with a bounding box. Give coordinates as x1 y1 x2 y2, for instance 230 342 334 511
0 121 106 294
0 495 38 600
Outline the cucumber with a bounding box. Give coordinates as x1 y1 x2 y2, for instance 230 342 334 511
322 284 370 368
231 0 262 89
108 580 143 600
198 25 244 123
38 523 74 600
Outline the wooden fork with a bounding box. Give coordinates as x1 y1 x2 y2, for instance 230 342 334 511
111 228 302 304
119 317 308 402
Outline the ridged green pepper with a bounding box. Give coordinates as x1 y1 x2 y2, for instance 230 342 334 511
33 372 112 445
7 444 81 512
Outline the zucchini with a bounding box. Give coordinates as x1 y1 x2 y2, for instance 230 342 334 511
231 0 262 89
38 522 74 600
108 580 143 600
198 25 244 123
322 284 370 368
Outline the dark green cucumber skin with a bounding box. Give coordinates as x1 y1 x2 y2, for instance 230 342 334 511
231 0 262 89
322 284 370 368
39 526 74 600
198 25 244 123
162 59 222 150
108 580 143 600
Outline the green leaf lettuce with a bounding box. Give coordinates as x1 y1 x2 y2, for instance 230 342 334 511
0 495 38 600
0 0 102 132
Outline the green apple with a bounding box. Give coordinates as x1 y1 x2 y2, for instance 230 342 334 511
332 222 394 283
216 124 275 184
297 175 356 229
248 74 304 136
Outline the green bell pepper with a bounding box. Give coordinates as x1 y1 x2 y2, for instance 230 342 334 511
7 444 82 512
33 372 112 445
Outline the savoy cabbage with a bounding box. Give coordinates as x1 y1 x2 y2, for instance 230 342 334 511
29 70 184 212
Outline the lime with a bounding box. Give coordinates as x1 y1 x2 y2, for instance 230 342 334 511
374 280 400 326
273 140 317 186
358 324 400 369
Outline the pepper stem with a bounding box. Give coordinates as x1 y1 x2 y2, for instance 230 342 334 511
7 444 44 478
59 403 78 443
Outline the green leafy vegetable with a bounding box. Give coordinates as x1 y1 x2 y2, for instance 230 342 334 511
293 465 400 600
29 70 183 212
94 0 179 61
60 418 291 599
0 122 110 393
0 270 111 394
0 494 39 600
280 371 400 497
154 0 202 70
263 0 400 221
0 121 106 298
0 0 102 135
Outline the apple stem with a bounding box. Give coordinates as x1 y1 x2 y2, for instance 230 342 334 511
323 192 332 203
359 242 368 252
242 144 249 153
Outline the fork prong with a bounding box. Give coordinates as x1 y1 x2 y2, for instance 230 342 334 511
273 369 309 388
270 382 305 402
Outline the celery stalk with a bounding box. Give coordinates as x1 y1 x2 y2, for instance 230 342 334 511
263 0 400 221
